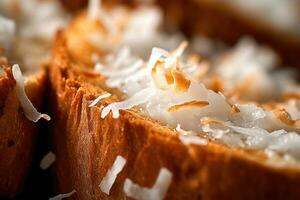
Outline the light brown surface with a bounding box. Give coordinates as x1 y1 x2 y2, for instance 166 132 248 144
0 59 47 197
157 0 300 68
49 27 300 199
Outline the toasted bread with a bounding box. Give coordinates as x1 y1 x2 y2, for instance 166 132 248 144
59 0 300 68
0 59 47 197
0 0 67 196
49 8 300 200
157 0 300 68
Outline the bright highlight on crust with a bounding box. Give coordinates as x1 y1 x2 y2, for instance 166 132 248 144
12 64 51 122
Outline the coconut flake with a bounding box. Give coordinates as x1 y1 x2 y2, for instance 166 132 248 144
101 88 154 119
88 0 101 19
49 190 76 200
39 152 56 170
123 168 172 200
0 15 15 52
12 64 51 122
176 125 207 145
89 93 111 107
99 155 126 195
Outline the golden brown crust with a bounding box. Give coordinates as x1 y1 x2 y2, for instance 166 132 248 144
50 31 300 200
0 63 47 197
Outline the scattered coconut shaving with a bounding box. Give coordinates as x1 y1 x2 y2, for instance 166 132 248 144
12 64 51 122
49 190 76 200
123 168 172 200
39 151 56 170
89 93 111 107
101 88 154 119
167 101 209 112
176 125 207 145
99 155 127 195
88 0 102 19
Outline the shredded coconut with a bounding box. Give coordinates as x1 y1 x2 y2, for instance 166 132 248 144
88 0 102 19
176 125 207 145
99 155 126 195
39 152 56 170
49 190 76 200
89 93 111 107
12 64 50 122
0 15 15 52
96 40 300 161
123 168 172 200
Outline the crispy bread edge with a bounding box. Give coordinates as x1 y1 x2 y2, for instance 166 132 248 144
49 32 300 200
0 65 47 197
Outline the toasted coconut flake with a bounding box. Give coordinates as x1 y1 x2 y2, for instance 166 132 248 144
231 105 241 113
167 100 209 112
150 43 190 92
200 117 224 125
39 152 56 170
100 155 126 195
123 168 172 200
272 108 300 129
49 190 76 200
12 64 51 122
89 93 111 107
171 69 191 92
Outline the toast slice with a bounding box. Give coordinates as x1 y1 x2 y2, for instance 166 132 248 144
49 4 300 200
0 0 66 196
0 58 47 197
157 0 300 68
59 0 300 68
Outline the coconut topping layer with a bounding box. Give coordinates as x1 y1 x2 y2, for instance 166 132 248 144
80 0 182 59
95 39 300 161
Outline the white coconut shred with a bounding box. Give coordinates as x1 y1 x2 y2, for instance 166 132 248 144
86 0 182 58
123 168 172 200
12 64 50 122
99 155 127 195
49 190 76 200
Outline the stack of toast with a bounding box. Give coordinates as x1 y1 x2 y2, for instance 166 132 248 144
2 0 300 199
